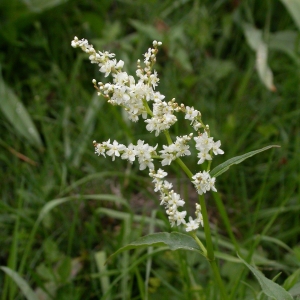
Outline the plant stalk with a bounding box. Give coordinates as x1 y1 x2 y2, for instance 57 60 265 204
199 194 228 300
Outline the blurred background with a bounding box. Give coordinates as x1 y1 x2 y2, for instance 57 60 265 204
1 0 300 299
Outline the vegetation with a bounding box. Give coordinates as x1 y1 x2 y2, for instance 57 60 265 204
1 0 300 299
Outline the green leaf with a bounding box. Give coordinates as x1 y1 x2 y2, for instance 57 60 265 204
238 255 293 300
279 0 300 31
71 92 103 167
95 251 111 296
269 31 300 64
283 269 300 291
37 194 128 224
210 145 280 178
288 281 300 297
0 266 39 300
0 72 43 148
242 23 276 91
107 232 201 262
57 256 72 283
128 19 162 41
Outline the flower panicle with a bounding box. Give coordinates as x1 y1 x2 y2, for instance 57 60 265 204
74 38 225 232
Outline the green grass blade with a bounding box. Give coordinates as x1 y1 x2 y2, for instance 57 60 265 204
94 251 111 300
0 72 43 148
97 208 165 227
0 267 39 300
71 92 103 167
37 194 129 223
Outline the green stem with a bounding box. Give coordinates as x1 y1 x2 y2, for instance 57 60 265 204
199 195 214 260
163 130 173 145
211 259 228 300
191 232 207 256
142 99 153 117
199 194 228 300
175 157 193 179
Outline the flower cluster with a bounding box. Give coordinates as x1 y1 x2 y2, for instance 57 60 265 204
149 169 203 232
192 171 217 195
159 134 192 166
94 139 157 170
71 36 124 77
72 37 224 232
194 131 224 164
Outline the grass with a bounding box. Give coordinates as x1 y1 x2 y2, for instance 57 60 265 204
1 0 300 299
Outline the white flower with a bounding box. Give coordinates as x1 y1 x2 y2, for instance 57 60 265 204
94 143 106 157
98 50 115 59
208 176 217 192
100 59 116 77
174 211 187 226
197 150 212 164
162 180 173 191
156 168 168 179
160 151 176 166
134 140 156 170
168 192 185 209
121 143 136 162
195 204 203 227
138 157 154 170
111 85 130 104
194 132 214 151
150 71 159 89
153 92 165 102
113 72 129 85
185 106 199 121
192 120 202 131
144 48 152 62
185 217 200 232
106 140 125 161
153 181 163 192
212 140 224 155
115 60 124 69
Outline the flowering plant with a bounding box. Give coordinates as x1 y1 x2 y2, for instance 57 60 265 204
72 37 281 299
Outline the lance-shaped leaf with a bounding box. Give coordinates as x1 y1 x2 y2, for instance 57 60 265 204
210 145 280 178
238 255 293 300
107 232 201 263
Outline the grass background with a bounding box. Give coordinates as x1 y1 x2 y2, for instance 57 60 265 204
0 0 300 299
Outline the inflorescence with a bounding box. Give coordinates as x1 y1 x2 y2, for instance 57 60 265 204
71 36 224 232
